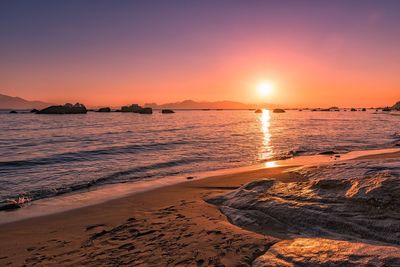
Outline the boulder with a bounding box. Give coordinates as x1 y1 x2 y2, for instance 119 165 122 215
253 238 400 267
37 103 87 114
161 109 175 114
254 109 263 113
9 110 17 114
382 107 391 112
138 107 152 114
0 202 21 211
273 109 285 113
120 104 142 113
97 107 111 112
350 108 357 111
362 108 366 111
30 109 39 113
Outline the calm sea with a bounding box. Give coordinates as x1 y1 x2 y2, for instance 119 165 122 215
0 110 399 204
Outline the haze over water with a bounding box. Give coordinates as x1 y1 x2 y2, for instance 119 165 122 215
1 110 399 204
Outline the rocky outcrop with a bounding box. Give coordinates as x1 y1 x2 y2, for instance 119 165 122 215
9 110 17 114
120 104 142 113
161 109 175 114
37 103 87 114
273 109 285 113
254 109 263 113
97 107 111 112
30 109 39 113
138 107 152 114
207 173 400 245
118 104 152 114
253 238 400 267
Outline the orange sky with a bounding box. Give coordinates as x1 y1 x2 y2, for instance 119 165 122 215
1 1 399 107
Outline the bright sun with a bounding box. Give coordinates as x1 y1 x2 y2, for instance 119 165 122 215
257 82 273 97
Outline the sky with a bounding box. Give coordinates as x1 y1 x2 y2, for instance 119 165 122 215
1 0 399 107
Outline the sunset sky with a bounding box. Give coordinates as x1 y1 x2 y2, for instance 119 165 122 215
1 0 399 107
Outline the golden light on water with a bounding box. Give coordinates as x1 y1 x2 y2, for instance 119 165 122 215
260 109 273 161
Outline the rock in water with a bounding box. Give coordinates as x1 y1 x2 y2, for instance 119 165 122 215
138 107 152 114
273 109 285 113
30 109 39 113
0 202 21 211
161 109 175 114
254 109 263 113
9 110 17 114
37 103 87 114
97 107 111 112
253 238 400 267
120 104 142 113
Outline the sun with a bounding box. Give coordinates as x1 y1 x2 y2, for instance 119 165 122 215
257 82 273 97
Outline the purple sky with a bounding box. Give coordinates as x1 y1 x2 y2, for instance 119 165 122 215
1 0 399 107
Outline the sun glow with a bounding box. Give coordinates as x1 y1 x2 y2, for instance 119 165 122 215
257 82 273 97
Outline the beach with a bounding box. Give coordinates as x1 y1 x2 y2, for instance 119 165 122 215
1 149 399 266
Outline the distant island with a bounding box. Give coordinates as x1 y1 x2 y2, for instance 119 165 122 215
144 100 273 110
0 94 273 110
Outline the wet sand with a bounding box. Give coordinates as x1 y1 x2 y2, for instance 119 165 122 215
0 150 399 266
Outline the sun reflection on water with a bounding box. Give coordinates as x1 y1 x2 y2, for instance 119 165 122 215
260 109 273 161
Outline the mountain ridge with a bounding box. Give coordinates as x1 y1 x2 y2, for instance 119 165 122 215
0 93 53 109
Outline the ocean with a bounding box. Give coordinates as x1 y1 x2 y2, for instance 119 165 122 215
0 109 399 205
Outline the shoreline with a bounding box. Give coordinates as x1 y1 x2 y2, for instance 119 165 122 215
1 147 399 225
0 148 399 265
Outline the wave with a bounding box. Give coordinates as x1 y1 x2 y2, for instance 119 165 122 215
1 157 204 205
0 141 188 168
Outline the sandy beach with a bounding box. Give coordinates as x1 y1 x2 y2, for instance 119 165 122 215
0 150 399 266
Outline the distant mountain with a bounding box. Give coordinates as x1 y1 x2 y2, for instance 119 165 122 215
392 101 400 110
0 93 52 109
144 100 273 110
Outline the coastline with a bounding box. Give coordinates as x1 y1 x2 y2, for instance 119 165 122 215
1 147 399 225
0 148 399 266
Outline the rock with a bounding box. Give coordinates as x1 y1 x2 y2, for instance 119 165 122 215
254 109 263 113
37 103 87 114
0 202 21 211
362 108 366 111
273 109 285 113
30 109 39 113
138 107 152 114
207 173 400 245
161 109 175 114
253 238 400 267
118 104 152 114
120 104 142 113
319 151 336 155
350 108 357 111
9 110 17 114
382 107 391 112
97 107 111 112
